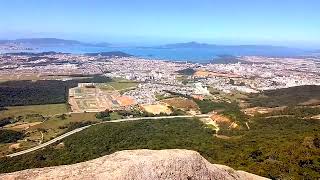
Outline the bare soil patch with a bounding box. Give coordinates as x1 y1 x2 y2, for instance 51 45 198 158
210 114 238 129
141 104 172 115
162 97 199 110
9 143 21 150
299 98 320 106
6 122 42 130
242 106 286 116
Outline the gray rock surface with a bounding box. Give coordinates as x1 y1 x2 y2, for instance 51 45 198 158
1 149 269 180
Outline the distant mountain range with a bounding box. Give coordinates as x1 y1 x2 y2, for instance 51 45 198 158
138 41 309 56
4 51 132 58
156 41 302 51
0 38 111 47
0 38 312 58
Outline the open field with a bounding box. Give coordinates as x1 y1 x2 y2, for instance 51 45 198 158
12 112 98 153
141 104 172 115
162 97 199 110
0 104 68 120
30 113 98 132
242 106 286 116
6 122 42 130
0 103 70 155
97 81 138 91
0 103 99 156
97 84 115 91
28 112 99 142
107 81 138 90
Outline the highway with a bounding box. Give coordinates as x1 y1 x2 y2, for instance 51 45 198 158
7 114 209 157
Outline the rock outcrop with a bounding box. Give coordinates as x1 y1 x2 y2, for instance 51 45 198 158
1 149 269 180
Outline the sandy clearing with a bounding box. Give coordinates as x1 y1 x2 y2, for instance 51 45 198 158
141 104 172 115
242 106 286 116
311 114 320 120
9 143 21 150
7 122 42 130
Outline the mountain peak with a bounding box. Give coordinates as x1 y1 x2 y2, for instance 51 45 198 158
162 41 214 48
0 149 267 180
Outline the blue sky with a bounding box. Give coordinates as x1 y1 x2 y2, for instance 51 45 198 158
1 0 319 47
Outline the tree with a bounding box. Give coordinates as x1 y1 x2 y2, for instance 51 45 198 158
57 114 67 120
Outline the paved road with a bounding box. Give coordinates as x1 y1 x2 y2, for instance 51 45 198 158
7 114 209 157
107 114 209 123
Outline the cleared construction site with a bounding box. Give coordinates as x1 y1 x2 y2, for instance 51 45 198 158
68 83 135 113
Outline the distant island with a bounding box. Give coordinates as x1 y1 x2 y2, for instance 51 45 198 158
156 41 303 51
4 51 132 58
84 51 133 57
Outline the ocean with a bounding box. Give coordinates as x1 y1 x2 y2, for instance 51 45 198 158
1 45 307 63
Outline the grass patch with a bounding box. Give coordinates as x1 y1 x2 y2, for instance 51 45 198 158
108 81 138 90
0 104 68 120
97 81 138 91
109 112 123 120
27 112 99 142
194 99 230 114
162 97 199 111
32 113 98 131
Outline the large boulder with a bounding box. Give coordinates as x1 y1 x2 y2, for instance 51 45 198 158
1 149 269 180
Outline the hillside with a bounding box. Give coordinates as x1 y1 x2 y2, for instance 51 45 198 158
0 149 267 180
247 85 320 107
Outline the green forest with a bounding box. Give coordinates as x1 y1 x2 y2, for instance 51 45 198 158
0 117 319 179
0 129 25 144
0 75 111 107
247 85 320 107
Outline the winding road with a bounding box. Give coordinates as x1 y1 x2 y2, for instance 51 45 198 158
7 114 209 157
